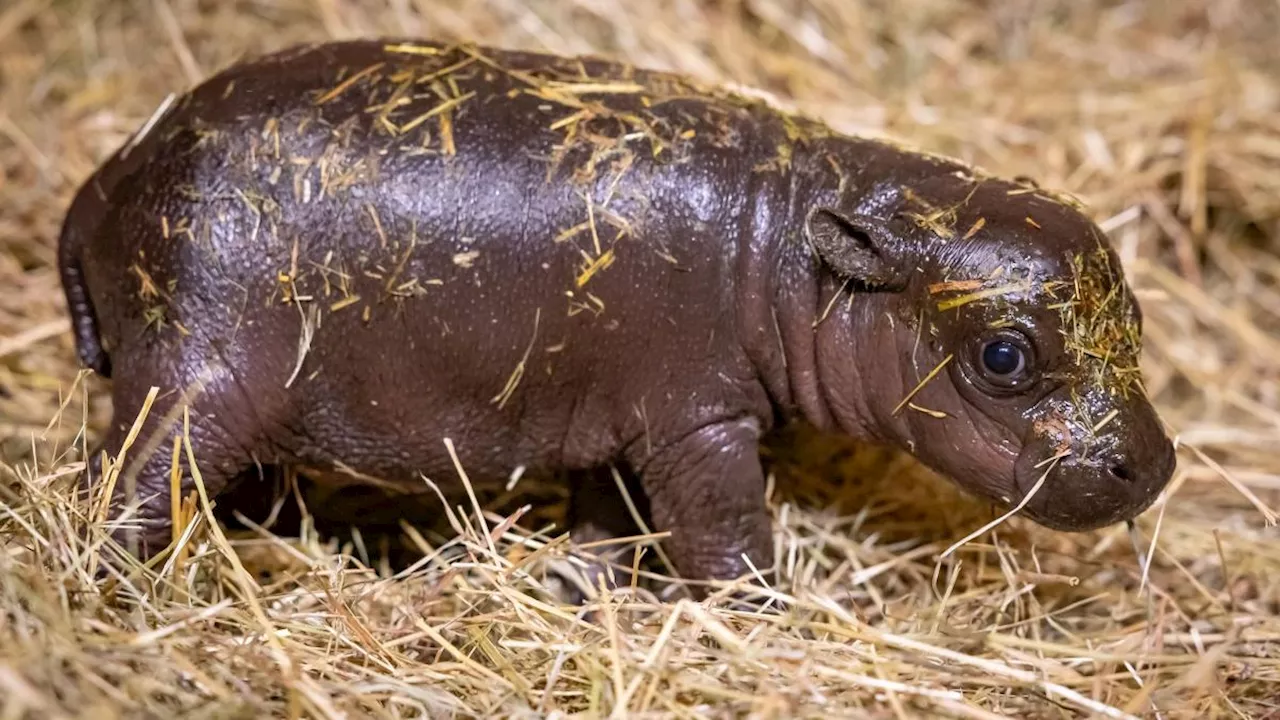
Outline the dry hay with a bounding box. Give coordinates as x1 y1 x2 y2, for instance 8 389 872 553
2 0 1280 718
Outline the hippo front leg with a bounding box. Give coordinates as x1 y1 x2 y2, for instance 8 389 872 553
561 467 645 601
629 417 775 598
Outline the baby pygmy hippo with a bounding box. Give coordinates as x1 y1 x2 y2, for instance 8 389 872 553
58 39 1174 593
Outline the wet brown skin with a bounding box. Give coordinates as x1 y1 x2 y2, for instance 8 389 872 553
58 39 1174 594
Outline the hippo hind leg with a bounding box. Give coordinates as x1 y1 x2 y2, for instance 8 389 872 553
82 351 285 564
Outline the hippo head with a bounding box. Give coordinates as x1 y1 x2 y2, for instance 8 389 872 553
808 172 1175 531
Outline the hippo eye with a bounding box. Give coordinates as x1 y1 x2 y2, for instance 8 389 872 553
976 333 1036 390
982 341 1025 377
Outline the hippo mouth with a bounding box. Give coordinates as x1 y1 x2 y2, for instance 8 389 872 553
1009 398 1176 532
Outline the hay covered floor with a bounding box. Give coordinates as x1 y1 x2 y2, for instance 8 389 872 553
2 0 1279 717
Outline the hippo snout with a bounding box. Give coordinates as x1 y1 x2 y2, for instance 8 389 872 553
1014 393 1176 532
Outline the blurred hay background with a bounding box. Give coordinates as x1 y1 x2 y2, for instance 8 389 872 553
2 0 1279 717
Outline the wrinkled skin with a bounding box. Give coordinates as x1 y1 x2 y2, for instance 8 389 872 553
58 39 1175 596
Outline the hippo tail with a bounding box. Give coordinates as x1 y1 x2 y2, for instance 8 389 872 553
59 94 186 379
57 184 111 378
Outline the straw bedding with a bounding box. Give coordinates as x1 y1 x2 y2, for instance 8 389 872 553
1 0 1278 717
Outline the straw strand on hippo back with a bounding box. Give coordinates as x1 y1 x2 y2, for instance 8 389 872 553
58 39 1175 596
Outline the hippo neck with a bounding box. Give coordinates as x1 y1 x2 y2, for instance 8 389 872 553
738 132 958 439
733 137 848 434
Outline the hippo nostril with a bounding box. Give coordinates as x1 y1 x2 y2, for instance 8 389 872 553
1109 464 1134 483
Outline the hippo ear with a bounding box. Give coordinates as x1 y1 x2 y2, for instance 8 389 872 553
804 207 907 290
